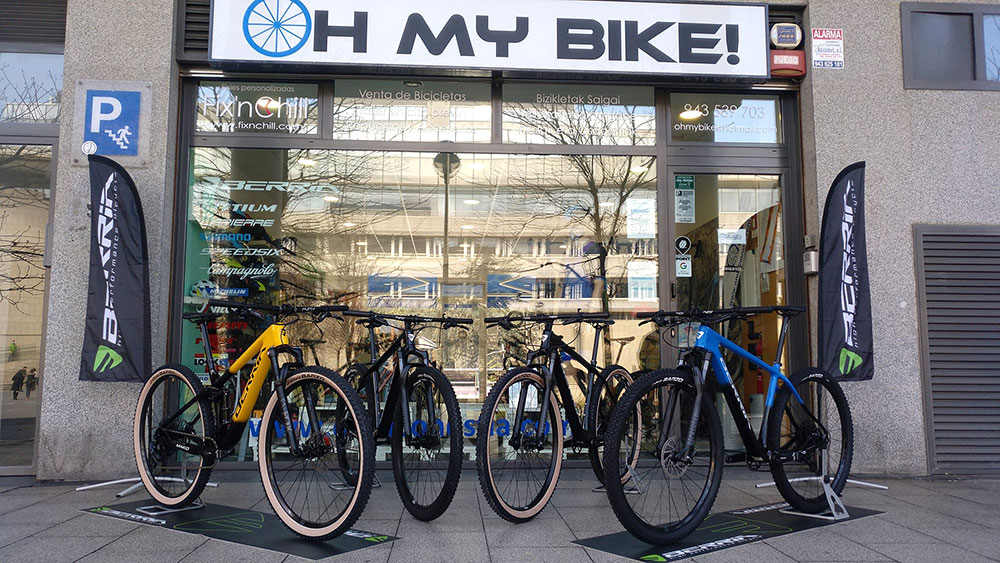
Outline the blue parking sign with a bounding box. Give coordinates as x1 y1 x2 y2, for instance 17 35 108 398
84 90 141 156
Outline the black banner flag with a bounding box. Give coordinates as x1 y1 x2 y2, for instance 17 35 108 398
79 155 150 382
819 162 873 381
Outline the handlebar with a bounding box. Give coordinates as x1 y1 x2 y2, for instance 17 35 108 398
636 305 806 325
485 311 612 330
343 309 473 328
206 299 348 314
184 300 348 323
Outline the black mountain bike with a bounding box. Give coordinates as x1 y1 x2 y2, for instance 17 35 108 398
477 311 638 522
340 310 473 521
134 300 375 540
603 306 853 544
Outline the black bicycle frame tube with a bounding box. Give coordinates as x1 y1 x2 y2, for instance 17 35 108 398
357 323 435 442
697 348 770 459
364 334 401 432
509 322 602 445
198 321 218 380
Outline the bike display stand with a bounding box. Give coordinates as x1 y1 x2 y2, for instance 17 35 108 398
755 450 888 521
76 477 219 498
331 472 382 491
592 463 644 495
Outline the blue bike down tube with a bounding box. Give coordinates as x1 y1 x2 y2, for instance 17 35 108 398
694 325 804 406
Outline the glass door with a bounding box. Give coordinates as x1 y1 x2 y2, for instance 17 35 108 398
669 171 786 448
0 144 52 471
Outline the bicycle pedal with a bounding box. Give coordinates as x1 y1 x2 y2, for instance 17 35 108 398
725 453 747 464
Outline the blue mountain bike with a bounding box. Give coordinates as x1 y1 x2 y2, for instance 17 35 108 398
602 306 853 544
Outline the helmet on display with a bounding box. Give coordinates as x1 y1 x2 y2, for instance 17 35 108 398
191 279 218 298
190 279 219 312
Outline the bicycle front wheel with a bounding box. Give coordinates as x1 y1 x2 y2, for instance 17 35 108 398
259 367 375 540
603 369 723 545
767 368 853 513
133 364 215 508
586 364 639 486
477 367 563 522
391 366 463 521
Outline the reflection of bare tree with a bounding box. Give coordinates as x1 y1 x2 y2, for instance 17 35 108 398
0 145 50 311
501 105 656 362
504 100 654 146
507 154 655 308
0 211 46 311
0 56 61 123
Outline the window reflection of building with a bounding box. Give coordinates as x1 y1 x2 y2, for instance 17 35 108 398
183 81 666 462
184 149 657 400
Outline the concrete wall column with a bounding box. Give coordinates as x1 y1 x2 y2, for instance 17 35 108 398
38 0 178 479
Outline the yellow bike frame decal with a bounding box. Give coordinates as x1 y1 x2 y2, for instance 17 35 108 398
227 324 289 423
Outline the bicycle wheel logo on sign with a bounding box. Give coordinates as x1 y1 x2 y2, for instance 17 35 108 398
242 0 312 58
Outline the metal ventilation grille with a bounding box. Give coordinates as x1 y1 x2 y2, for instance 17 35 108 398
0 0 67 45
915 225 1000 475
179 0 211 62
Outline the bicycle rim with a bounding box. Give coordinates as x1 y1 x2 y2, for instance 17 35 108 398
768 370 853 512
604 371 722 544
478 369 562 521
260 370 370 537
134 366 212 506
391 367 462 520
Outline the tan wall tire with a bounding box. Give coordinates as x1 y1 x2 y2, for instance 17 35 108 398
476 367 563 522
133 364 214 508
258 367 375 540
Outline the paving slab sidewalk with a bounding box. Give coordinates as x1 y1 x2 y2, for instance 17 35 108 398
1 468 998 563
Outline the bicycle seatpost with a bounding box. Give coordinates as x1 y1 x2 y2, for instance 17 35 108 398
590 323 603 366
774 313 792 367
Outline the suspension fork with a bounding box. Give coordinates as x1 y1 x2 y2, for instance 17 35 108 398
269 346 304 456
676 355 710 459
524 352 558 443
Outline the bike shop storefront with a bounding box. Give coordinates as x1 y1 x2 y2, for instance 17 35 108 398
171 0 808 465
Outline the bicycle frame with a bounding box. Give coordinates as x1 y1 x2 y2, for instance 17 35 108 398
687 319 805 459
354 322 430 443
177 319 308 456
512 321 609 448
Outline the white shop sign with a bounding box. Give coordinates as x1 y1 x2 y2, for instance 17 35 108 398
210 0 769 77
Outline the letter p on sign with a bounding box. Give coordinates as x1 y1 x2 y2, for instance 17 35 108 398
84 90 141 157
89 97 122 133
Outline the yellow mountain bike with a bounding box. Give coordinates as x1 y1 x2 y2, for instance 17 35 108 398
133 300 375 540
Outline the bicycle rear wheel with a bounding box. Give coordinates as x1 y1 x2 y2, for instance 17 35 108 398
603 369 723 545
586 364 639 486
260 367 375 540
133 364 215 508
767 368 853 513
335 363 370 487
477 367 563 522
391 366 463 521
